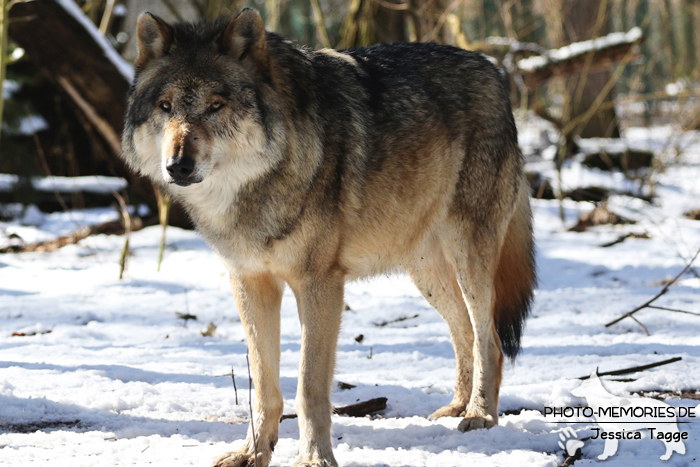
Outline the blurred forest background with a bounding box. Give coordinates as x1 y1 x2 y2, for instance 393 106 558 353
0 0 699 237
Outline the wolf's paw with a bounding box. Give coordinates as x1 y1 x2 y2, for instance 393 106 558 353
214 449 270 467
213 452 251 467
457 415 496 432
428 403 466 421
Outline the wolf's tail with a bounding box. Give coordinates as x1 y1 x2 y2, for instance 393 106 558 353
494 180 536 361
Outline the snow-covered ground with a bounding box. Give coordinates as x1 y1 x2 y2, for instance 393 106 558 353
1 125 700 466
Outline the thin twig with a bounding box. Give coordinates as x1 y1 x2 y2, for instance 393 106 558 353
27 106 71 215
231 366 238 405
599 233 632 248
562 39 641 137
629 315 650 336
646 305 700 317
373 314 419 327
25 104 102 260
155 187 171 272
56 76 121 155
625 206 700 279
577 356 682 380
605 244 700 328
571 0 609 115
671 247 700 281
425 0 462 42
246 352 258 465
559 450 582 467
98 0 116 36
111 190 132 280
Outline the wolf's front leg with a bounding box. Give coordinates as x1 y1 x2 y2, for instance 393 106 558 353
291 269 345 467
214 273 285 467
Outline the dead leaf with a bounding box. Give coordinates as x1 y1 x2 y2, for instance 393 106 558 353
201 322 217 337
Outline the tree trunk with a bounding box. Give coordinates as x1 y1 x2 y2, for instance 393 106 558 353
561 0 621 138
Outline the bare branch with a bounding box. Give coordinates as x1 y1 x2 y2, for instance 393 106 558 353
231 366 238 405
605 244 700 328
646 305 700 317
577 357 682 380
629 315 650 336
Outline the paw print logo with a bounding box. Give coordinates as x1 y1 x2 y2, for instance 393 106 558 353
558 427 584 457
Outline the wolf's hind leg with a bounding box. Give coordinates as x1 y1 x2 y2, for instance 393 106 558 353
407 236 475 421
214 273 285 467
445 227 504 432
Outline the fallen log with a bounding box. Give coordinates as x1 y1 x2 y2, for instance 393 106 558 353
9 0 130 166
334 397 388 417
517 28 643 88
0 215 156 254
280 397 388 421
8 0 191 228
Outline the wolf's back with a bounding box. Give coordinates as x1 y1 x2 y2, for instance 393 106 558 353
337 43 536 360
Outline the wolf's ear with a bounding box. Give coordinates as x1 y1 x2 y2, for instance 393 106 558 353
220 9 269 77
135 12 173 72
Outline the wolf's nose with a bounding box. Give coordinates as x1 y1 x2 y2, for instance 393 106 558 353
166 156 195 181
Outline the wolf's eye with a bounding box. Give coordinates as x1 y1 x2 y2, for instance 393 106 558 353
210 101 224 111
160 101 171 112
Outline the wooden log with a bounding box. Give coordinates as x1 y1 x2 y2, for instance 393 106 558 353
0 215 156 254
8 0 191 228
9 0 130 154
280 397 388 421
334 397 388 417
517 29 643 89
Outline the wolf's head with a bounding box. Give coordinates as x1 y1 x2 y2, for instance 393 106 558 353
122 9 278 189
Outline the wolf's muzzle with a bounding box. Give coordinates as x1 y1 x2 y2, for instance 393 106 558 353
166 155 198 186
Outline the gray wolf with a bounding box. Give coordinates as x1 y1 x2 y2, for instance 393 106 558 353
571 371 686 460
122 9 535 467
